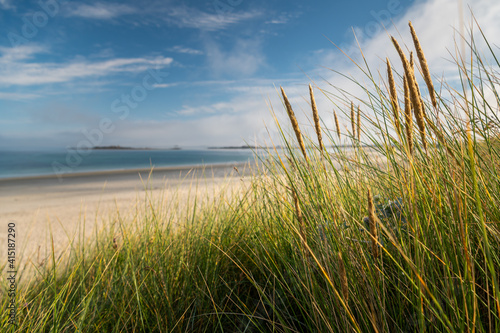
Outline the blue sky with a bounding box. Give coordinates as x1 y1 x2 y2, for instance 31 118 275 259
0 0 499 149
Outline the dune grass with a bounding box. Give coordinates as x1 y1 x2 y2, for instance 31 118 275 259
2 21 500 332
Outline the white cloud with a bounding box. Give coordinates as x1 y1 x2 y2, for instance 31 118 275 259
0 92 41 100
65 2 136 19
175 102 234 116
167 46 203 55
106 109 277 148
155 0 500 148
64 2 260 30
0 46 173 86
205 38 265 77
0 77 288 149
0 45 47 62
6 0 500 149
152 83 179 89
267 19 288 24
296 0 500 139
163 6 261 31
265 11 301 25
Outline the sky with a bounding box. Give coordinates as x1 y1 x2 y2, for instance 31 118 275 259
0 0 499 150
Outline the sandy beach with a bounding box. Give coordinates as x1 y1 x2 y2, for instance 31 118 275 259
0 162 253 278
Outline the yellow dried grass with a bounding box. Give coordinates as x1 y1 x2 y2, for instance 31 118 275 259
309 84 324 152
367 188 379 259
391 37 427 151
409 21 437 109
338 252 349 302
403 76 414 156
357 105 361 141
281 86 308 160
333 109 341 140
386 58 401 134
350 102 356 139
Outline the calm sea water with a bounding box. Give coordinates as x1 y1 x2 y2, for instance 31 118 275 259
0 149 256 179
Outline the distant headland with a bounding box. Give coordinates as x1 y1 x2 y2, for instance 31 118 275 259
90 146 181 150
208 145 284 150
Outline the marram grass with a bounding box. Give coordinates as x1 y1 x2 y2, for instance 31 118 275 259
281 86 308 160
409 21 437 109
2 21 500 332
333 108 341 140
367 188 379 260
350 101 356 139
392 35 428 152
386 57 401 135
309 84 325 152
403 75 414 156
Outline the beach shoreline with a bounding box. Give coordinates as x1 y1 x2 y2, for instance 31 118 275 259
0 162 254 280
0 161 254 183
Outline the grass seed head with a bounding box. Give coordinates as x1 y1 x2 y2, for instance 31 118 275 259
281 86 308 160
309 84 324 151
357 105 361 141
334 109 341 140
351 102 356 139
392 37 427 151
386 58 401 134
403 76 414 156
410 64 428 151
409 21 437 109
338 251 349 302
367 188 379 259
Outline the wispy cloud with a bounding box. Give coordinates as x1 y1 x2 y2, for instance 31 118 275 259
163 6 261 31
175 102 234 116
0 92 41 100
64 1 261 31
152 83 179 89
65 2 136 20
167 46 203 55
0 45 173 86
265 11 301 25
0 45 46 62
266 18 288 24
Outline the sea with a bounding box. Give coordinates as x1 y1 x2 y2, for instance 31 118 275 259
0 149 256 179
